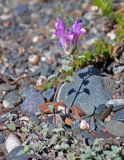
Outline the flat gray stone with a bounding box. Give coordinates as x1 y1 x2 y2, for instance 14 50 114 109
3 91 22 108
42 88 55 101
106 99 124 107
20 89 45 116
106 120 124 137
112 109 124 121
112 105 124 112
95 104 107 115
57 66 112 116
6 146 30 160
0 84 16 91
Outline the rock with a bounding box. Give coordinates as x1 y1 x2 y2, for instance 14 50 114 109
42 88 55 101
112 105 124 112
6 146 30 160
3 100 14 109
77 94 95 115
112 109 124 121
0 84 16 92
89 116 96 131
5 134 21 153
28 55 40 65
95 104 107 115
32 36 39 43
107 31 116 40
0 133 5 144
106 99 124 107
13 4 28 16
0 113 8 123
106 120 124 137
57 66 112 116
81 130 95 145
19 86 36 98
112 65 124 74
80 120 89 130
30 115 40 125
3 91 21 108
39 61 51 77
20 89 45 116
71 120 81 137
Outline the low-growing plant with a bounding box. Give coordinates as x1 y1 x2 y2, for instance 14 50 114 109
114 7 124 41
35 15 117 94
92 0 113 17
23 124 124 159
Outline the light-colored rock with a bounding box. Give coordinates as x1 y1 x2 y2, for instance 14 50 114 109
32 36 39 43
106 99 124 107
5 134 21 153
107 31 116 40
80 120 89 130
3 100 14 109
28 55 40 65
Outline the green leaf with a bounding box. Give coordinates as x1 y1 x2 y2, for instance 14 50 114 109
67 152 76 160
104 150 116 158
65 76 74 82
111 146 121 154
40 128 48 137
58 151 64 157
62 65 72 72
54 144 61 150
93 138 103 146
61 136 68 142
53 127 64 133
34 141 46 152
49 134 58 145
60 142 70 149
6 121 16 131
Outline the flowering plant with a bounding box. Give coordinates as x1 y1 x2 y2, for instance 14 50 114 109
52 18 86 55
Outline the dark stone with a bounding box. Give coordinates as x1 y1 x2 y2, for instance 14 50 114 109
0 113 8 123
0 84 16 92
13 4 28 16
95 104 107 115
6 146 30 160
57 66 112 116
0 133 5 144
20 89 45 116
42 88 55 101
39 61 51 76
112 109 124 121
112 105 124 112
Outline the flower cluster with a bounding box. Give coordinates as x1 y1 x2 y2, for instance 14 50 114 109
52 18 86 55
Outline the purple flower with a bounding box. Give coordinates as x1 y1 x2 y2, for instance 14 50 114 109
52 18 86 54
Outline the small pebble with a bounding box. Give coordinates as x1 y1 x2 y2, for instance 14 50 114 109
80 120 89 130
32 36 39 43
28 55 40 65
